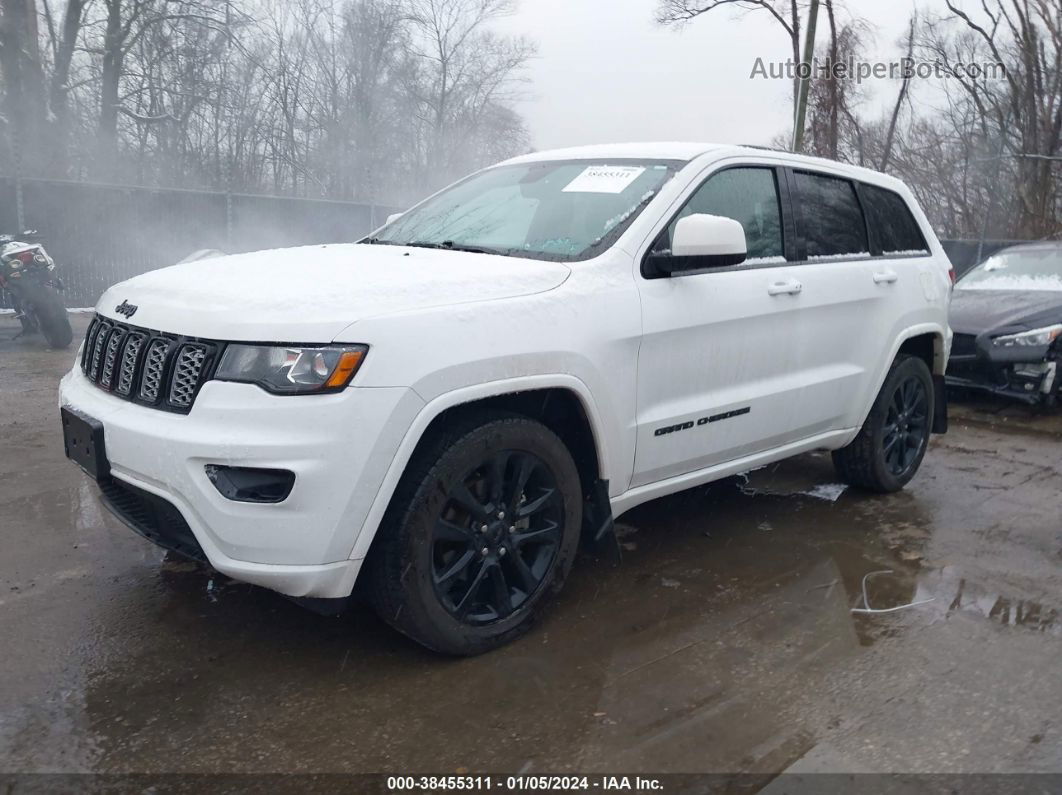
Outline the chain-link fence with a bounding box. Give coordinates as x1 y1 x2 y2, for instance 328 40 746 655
0 176 399 308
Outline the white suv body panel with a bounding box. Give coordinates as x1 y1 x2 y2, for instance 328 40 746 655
59 143 952 599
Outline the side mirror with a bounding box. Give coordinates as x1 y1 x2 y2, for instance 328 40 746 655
653 214 748 276
385 212 404 226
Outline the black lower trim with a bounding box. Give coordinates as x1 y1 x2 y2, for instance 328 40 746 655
932 374 949 434
98 478 207 562
286 595 352 616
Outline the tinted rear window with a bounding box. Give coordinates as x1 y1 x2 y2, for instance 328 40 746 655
794 172 868 259
860 184 929 256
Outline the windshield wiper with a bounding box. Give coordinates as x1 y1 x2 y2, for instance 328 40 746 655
360 238 512 256
405 241 506 256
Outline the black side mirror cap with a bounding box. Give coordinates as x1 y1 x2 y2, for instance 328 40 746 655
646 252 748 277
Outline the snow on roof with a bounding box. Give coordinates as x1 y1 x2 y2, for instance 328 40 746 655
498 142 907 189
500 142 724 165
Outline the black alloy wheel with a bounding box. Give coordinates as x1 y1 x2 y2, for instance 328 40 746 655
832 354 935 493
366 413 582 655
432 450 562 625
882 374 930 479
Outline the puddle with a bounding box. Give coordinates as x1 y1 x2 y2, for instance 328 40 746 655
917 567 1062 637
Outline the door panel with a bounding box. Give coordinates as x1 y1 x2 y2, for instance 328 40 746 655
636 264 822 487
634 166 800 488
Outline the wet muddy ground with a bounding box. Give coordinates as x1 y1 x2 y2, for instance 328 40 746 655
2 315 1062 775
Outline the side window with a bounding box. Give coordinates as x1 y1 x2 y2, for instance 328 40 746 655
794 171 868 259
659 167 785 261
860 184 929 256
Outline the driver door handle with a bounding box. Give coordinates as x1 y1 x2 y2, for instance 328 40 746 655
767 279 803 296
873 269 899 284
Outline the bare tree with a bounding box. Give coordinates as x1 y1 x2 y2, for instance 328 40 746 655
0 0 48 172
916 0 1062 238
657 0 805 118
0 0 533 205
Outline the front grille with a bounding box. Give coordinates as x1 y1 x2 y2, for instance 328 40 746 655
80 315 219 413
99 477 206 561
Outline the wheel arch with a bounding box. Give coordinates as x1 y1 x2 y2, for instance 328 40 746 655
348 376 611 563
846 324 948 439
896 329 947 377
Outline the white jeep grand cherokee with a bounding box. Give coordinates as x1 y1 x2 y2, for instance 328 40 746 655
60 143 953 654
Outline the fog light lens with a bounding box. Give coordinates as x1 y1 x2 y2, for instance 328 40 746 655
205 465 296 504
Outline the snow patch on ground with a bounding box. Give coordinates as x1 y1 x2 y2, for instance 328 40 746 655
799 483 849 502
0 308 94 315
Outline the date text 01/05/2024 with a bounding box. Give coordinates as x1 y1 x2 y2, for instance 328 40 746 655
386 775 665 791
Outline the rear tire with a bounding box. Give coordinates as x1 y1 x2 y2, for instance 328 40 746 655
20 283 72 349
366 412 582 655
833 355 934 493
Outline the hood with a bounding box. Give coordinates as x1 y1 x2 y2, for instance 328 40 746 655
96 244 571 341
950 288 1062 335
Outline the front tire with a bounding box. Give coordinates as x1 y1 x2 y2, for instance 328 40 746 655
19 283 72 348
366 412 583 655
833 355 934 493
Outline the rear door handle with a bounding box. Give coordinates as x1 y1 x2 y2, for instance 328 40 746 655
768 279 803 296
873 269 899 284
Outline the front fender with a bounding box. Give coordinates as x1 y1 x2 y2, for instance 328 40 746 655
346 373 613 563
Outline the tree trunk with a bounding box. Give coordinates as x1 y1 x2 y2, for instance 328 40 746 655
0 0 49 174
47 0 84 174
825 0 838 159
96 0 124 179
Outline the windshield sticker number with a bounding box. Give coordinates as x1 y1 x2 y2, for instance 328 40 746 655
563 166 646 194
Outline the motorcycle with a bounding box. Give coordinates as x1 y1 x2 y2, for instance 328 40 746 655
0 231 73 349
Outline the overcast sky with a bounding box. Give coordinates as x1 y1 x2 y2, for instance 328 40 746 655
498 0 947 151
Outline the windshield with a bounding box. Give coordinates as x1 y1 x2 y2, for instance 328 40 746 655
365 160 681 262
959 247 1062 292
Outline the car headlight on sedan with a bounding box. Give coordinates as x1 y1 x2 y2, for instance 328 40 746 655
214 344 368 394
991 324 1062 348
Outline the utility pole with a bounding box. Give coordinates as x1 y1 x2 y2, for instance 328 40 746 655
792 0 821 153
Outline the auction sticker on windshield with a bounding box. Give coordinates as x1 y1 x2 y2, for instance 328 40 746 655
563 165 646 194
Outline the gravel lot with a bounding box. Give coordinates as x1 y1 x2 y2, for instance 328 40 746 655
2 314 1061 776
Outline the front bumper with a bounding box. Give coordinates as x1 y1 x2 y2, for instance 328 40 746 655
946 348 1059 405
60 366 423 598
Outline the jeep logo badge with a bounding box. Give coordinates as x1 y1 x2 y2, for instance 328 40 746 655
115 300 138 318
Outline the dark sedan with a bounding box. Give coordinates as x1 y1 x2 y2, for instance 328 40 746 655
948 243 1062 406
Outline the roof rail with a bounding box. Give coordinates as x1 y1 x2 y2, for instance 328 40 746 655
740 144 790 153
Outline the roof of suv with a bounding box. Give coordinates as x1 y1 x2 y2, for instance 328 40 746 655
500 142 905 190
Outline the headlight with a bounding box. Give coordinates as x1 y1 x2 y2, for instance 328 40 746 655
214 344 368 394
991 324 1062 348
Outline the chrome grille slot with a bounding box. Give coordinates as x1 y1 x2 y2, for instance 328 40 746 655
100 329 126 389
82 318 100 373
139 338 171 403
88 322 112 381
168 345 209 408
116 333 147 396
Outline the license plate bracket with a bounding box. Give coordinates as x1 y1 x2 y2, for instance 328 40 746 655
62 407 110 482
